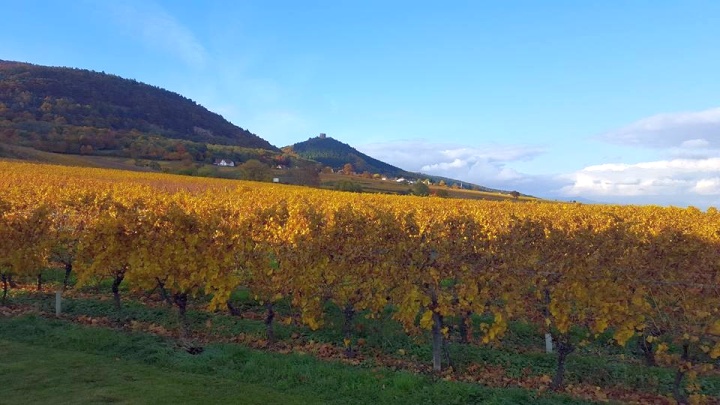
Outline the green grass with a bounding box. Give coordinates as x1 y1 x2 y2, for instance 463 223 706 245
0 315 589 405
0 339 314 405
10 277 720 400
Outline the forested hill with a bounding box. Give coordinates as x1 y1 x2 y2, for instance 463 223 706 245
0 60 277 151
286 136 412 177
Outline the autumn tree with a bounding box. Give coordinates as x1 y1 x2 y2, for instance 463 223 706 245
411 182 430 197
334 180 363 193
240 159 271 182
341 163 354 175
286 165 321 187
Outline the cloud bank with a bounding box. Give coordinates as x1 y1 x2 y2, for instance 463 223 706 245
360 106 720 207
561 158 720 200
600 107 720 149
561 107 720 207
358 141 546 190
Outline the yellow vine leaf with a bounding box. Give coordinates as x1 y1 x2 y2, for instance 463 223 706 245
710 342 720 359
709 320 720 336
419 310 434 330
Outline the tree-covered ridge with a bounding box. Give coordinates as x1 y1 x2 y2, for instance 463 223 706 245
286 135 411 177
286 135 509 194
0 60 277 151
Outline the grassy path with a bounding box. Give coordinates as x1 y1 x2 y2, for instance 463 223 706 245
0 339 317 405
0 315 590 404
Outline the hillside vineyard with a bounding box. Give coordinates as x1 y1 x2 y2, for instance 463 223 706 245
1 160 719 390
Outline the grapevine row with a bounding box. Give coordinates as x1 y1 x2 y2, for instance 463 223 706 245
1 161 718 400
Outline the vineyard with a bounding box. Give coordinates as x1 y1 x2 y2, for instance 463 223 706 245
1 160 719 404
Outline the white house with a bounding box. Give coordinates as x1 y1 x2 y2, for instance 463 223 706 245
214 159 235 167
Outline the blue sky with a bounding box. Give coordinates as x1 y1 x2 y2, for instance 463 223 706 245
3 1 720 207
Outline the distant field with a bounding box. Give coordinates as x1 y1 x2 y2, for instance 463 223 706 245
0 143 244 177
320 172 539 202
0 143 107 167
0 144 540 202
0 143 155 171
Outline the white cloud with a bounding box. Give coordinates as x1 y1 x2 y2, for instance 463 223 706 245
600 107 720 148
352 112 720 207
357 140 545 190
549 107 720 206
105 2 207 68
681 138 710 148
560 157 720 207
693 178 720 195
